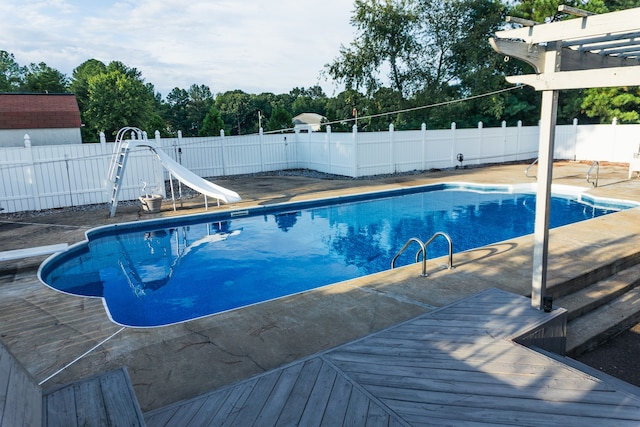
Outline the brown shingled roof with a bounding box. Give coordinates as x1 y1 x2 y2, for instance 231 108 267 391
0 93 81 130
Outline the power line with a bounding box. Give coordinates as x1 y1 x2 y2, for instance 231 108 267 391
265 85 524 134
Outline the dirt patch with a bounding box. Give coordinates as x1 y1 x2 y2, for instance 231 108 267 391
576 323 640 387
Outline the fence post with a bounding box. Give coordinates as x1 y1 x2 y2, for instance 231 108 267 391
571 118 578 161
259 127 265 173
477 121 483 166
23 134 42 211
501 121 507 162
610 117 618 162
389 123 395 174
218 130 229 176
450 122 457 168
352 124 359 178
326 125 332 174
421 123 427 171
516 120 522 161
151 130 163 195
99 132 106 146
293 126 301 169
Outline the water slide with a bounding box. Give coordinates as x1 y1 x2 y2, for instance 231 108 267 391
134 140 241 203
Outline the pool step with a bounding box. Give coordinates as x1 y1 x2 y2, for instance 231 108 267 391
555 262 640 358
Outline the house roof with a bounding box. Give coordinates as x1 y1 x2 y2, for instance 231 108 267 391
292 112 326 125
0 93 81 130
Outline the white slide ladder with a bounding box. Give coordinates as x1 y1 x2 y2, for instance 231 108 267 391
108 128 143 217
108 140 131 217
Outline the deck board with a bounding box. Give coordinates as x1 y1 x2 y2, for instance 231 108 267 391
144 288 640 426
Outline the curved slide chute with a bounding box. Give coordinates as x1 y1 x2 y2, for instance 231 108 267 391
139 141 241 203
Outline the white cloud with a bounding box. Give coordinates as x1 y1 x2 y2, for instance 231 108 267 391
1 0 355 97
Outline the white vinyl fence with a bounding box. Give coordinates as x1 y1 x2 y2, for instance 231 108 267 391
0 120 638 214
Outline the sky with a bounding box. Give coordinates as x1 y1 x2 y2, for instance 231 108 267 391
1 0 356 98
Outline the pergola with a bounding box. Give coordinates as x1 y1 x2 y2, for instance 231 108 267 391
490 6 640 311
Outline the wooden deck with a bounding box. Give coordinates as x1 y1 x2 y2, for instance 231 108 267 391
43 368 146 427
145 288 640 426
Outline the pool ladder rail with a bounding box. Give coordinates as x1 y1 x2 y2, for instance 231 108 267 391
586 160 599 187
525 158 538 180
391 232 454 277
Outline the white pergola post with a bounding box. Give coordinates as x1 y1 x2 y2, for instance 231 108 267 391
531 40 561 311
532 89 558 310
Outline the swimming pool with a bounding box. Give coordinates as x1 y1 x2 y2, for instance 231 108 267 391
38 183 636 327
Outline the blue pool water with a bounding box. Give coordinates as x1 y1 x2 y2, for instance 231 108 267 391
39 183 634 327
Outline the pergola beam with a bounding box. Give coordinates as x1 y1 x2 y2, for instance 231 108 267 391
507 66 640 90
489 38 545 73
558 4 595 18
490 38 639 74
505 15 539 27
495 7 640 45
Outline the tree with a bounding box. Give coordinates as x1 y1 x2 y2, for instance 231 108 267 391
164 87 190 134
326 0 536 128
199 105 225 136
84 61 156 138
291 86 328 117
582 86 640 123
22 62 69 93
327 0 419 97
163 85 214 136
266 107 292 131
70 59 108 141
578 0 640 123
0 51 25 92
324 89 367 131
70 60 106 107
184 84 214 136
215 90 256 135
415 0 513 128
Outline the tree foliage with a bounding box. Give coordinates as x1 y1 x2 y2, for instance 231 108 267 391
82 61 157 139
0 51 25 92
199 105 225 136
327 0 419 97
582 87 640 123
0 50 69 94
22 62 69 93
164 85 215 136
266 107 293 131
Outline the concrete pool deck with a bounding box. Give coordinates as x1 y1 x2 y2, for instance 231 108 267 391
1 161 640 413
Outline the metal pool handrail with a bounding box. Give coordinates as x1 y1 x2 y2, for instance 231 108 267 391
525 158 538 180
586 160 599 187
391 232 454 277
